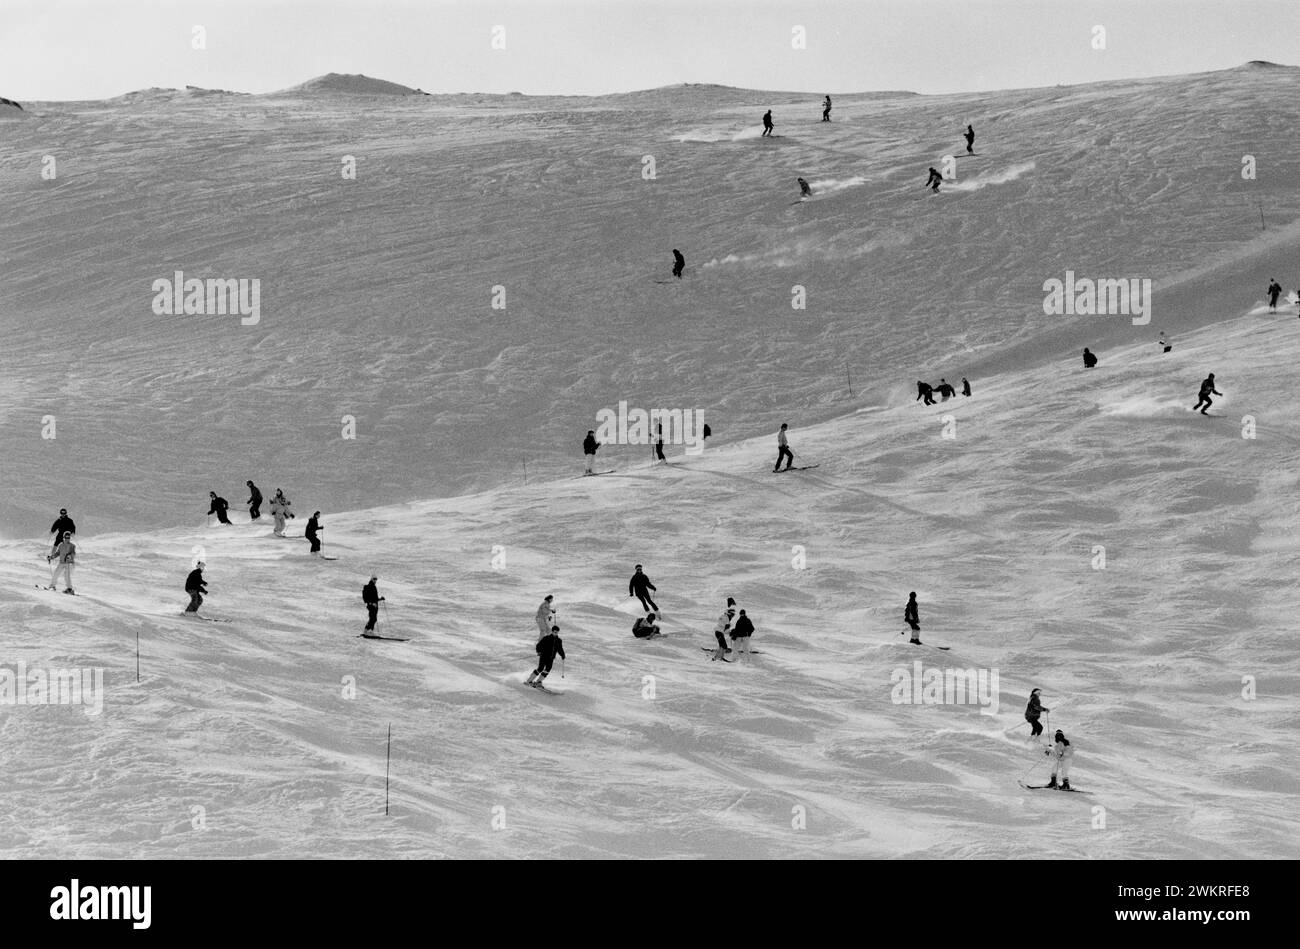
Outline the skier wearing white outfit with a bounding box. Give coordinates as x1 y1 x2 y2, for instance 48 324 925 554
1045 729 1074 790
269 490 293 536
48 532 76 593
711 608 735 660
536 595 555 640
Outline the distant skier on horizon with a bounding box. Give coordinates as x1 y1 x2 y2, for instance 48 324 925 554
1192 373 1222 414
1045 729 1074 790
655 422 666 463
916 381 936 405
185 562 207 614
762 110 774 136
246 480 263 520
904 592 921 644
629 564 659 612
49 508 75 557
362 575 384 633
1082 347 1098 368
822 95 832 121
672 248 685 279
208 491 232 525
305 511 322 556
774 423 794 471
1025 687 1049 739
583 430 601 475
1267 279 1283 312
964 124 975 154
925 167 943 193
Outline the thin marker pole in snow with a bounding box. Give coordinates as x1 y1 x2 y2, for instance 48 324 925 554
385 723 392 816
522 456 527 484
1259 200 1266 231
847 365 853 399
136 630 140 682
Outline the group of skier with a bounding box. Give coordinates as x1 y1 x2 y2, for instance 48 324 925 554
916 377 971 405
45 508 77 594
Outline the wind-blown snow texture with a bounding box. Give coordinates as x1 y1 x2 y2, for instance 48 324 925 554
2 66 1299 858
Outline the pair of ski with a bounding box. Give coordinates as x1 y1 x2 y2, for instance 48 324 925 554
1018 780 1089 794
523 680 560 695
699 647 763 659
181 613 231 623
358 633 410 642
36 584 76 595
773 465 819 472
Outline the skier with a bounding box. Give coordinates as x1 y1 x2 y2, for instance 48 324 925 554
703 423 711 441
246 480 263 519
629 564 659 612
536 595 555 640
822 95 832 122
1267 279 1283 312
935 378 956 400
1082 347 1098 368
904 592 921 644
916 381 936 405
672 248 685 279
961 377 972 397
208 492 232 525
362 575 384 633
654 423 666 463
632 613 661 638
711 607 735 660
731 609 755 655
583 430 601 475
774 423 793 472
798 177 812 197
49 508 75 557
48 531 76 594
1045 729 1074 790
1192 373 1222 414
1157 332 1172 353
1024 688 1048 739
762 110 774 137
185 562 207 614
964 123 975 154
925 167 943 193
526 624 565 688
305 511 322 555
269 489 293 535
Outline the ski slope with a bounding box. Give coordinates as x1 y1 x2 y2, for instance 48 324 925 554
2 65 1299 858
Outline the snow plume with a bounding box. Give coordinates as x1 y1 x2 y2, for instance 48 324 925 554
945 161 1036 192
808 176 867 195
674 125 765 143
705 231 913 269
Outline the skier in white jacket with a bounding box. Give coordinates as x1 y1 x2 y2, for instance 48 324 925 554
48 532 76 593
1045 729 1075 790
269 490 294 536
536 595 555 640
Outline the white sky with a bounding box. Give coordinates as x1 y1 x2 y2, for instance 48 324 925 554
1 0 1297 101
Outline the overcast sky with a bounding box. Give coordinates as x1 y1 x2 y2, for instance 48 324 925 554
2 0 1296 101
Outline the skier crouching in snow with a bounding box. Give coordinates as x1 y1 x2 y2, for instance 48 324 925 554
48 531 76 594
632 613 661 638
185 562 207 613
916 381 936 405
1192 373 1222 414
1025 688 1048 738
1045 729 1074 790
208 492 232 525
526 625 566 688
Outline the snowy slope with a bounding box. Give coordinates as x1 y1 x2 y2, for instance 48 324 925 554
2 67 1299 858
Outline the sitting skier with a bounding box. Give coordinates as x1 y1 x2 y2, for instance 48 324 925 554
632 613 661 638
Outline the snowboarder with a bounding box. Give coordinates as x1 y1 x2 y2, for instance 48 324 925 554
925 167 943 193
629 564 659 612
916 381 936 405
798 177 812 197
1045 729 1074 790
269 489 293 535
1082 347 1098 368
961 377 972 397
1157 332 1172 353
774 423 793 472
1267 279 1283 312
822 95 832 122
731 609 755 655
632 613 661 638
1192 373 1222 414
49 508 75 557
964 124 975 154
185 562 207 613
362 575 384 632
711 607 735 660
526 625 565 688
935 378 956 400
536 595 555 640
654 423 666 463
583 430 601 475
246 480 263 519
762 110 774 136
48 531 76 593
672 248 685 279
305 511 322 555
1025 688 1048 738
904 592 921 644
208 492 232 525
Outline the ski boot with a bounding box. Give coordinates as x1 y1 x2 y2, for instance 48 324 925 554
1046 775 1058 789
1060 779 1071 791
64 588 75 595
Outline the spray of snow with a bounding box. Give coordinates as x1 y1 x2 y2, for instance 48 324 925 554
945 161 1036 192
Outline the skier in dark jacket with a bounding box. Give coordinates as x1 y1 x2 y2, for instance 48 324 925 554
1082 347 1098 368
798 177 812 197
655 423 666 463
925 167 943 193
1192 373 1222 414
305 512 322 555
1025 688 1049 738
904 592 921 644
822 95 832 122
185 562 208 613
632 613 661 638
762 110 774 136
49 509 75 556
208 492 232 525
672 249 685 279
362 576 384 632
526 626 566 688
629 564 659 612
731 609 755 655
1267 279 1283 312
583 430 601 475
935 379 956 400
961 377 972 397
916 381 936 405
246 481 263 519
964 124 975 154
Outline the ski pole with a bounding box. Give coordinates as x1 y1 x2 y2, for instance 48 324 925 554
382 599 391 632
